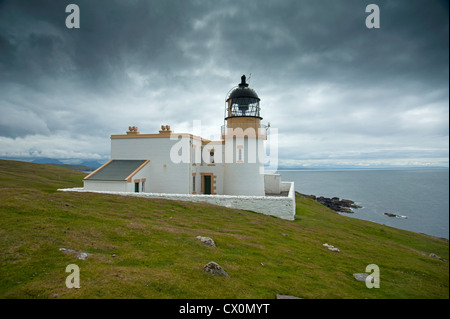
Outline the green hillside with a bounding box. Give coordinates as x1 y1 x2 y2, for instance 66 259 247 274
0 159 448 299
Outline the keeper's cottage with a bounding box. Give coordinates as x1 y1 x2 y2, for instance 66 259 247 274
80 75 295 220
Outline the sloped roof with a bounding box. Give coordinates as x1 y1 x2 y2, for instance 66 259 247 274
84 160 149 181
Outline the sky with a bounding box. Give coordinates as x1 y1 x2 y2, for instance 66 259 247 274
0 0 448 168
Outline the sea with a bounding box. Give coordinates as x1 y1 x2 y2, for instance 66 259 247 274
276 168 449 240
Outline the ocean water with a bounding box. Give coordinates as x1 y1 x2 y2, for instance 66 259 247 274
277 169 449 239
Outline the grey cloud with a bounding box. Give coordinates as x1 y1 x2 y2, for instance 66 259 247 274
0 0 448 166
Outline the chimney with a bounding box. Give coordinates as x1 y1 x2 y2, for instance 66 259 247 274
159 124 172 134
126 126 140 135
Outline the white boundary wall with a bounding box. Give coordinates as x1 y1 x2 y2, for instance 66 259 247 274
58 181 296 221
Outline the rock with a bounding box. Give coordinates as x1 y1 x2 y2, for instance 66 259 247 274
111 254 116 257
60 248 89 260
76 252 89 260
342 199 363 209
429 253 448 263
323 243 340 252
276 294 302 299
316 196 360 213
196 236 216 248
353 273 369 282
59 248 76 253
384 212 408 219
339 207 354 213
204 261 229 277
295 193 362 212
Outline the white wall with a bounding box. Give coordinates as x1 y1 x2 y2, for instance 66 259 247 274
59 182 296 221
83 180 127 192
264 174 281 194
223 137 265 196
197 163 224 195
126 161 152 193
111 137 190 194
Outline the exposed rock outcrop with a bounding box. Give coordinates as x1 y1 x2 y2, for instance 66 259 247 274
429 253 448 263
297 192 362 213
384 212 408 219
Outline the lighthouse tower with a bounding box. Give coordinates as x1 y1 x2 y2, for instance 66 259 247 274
222 75 266 196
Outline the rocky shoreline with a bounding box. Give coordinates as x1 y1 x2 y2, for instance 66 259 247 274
296 192 362 213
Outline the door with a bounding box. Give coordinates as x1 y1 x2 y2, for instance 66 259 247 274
204 175 211 195
134 182 139 193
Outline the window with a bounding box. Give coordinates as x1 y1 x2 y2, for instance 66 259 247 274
134 182 139 193
210 151 215 164
238 149 242 162
142 181 145 192
192 175 196 192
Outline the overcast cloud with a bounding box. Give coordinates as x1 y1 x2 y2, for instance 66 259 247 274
0 0 448 168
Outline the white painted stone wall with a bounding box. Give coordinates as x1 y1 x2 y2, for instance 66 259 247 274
59 181 296 221
83 180 128 192
264 174 281 194
281 181 293 193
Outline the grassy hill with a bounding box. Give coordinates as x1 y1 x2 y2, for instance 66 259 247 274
0 159 448 299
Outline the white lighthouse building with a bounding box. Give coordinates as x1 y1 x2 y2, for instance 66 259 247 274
80 75 295 220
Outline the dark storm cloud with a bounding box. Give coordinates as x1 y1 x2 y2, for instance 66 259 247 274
0 0 200 88
0 0 448 166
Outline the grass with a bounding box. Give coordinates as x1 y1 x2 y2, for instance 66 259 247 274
0 159 448 299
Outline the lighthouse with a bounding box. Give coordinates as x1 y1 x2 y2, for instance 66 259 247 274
79 74 295 220
222 75 267 196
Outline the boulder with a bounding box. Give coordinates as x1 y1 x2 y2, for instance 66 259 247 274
196 236 216 248
323 243 340 252
76 252 89 260
204 261 229 277
353 273 369 282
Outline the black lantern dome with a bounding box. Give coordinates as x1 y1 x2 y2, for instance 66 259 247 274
225 75 261 119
